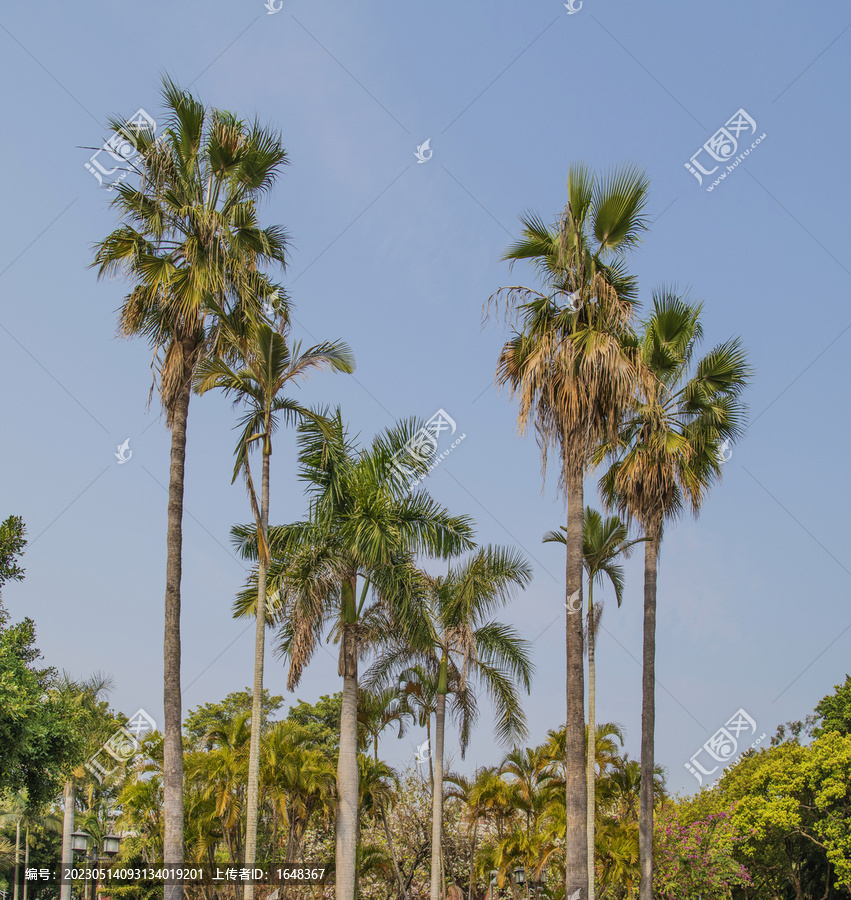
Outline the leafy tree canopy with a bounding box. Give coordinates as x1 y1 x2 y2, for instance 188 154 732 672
287 694 343 753
0 515 87 805
0 515 26 598
814 674 851 738
183 688 283 748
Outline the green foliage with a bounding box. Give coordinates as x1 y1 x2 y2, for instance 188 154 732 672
286 693 343 753
183 688 283 748
0 529 87 805
0 516 26 597
815 674 851 738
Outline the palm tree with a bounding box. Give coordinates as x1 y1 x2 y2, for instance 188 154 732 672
233 412 474 900
366 546 534 900
545 508 644 900
491 162 649 899
596 290 750 900
51 673 113 900
444 766 502 900
184 714 251 875
0 792 62 900
93 80 289 887
259 720 335 898
194 319 353 893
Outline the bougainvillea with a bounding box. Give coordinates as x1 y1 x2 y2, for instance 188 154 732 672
653 802 751 900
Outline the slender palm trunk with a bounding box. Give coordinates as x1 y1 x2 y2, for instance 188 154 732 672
164 362 191 900
336 574 359 900
380 804 408 900
430 671 447 900
244 448 271 900
467 819 478 900
23 828 29 900
638 520 660 900
13 821 19 900
60 780 74 900
565 465 587 898
587 584 596 900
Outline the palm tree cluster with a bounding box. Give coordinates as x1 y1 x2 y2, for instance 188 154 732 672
41 80 751 900
445 721 664 900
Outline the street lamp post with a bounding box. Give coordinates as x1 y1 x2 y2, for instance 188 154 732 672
70 832 121 900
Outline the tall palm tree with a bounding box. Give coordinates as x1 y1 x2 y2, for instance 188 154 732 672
93 78 290 888
491 162 649 899
596 290 750 900
545 508 644 900
233 412 474 900
366 546 533 900
194 319 353 893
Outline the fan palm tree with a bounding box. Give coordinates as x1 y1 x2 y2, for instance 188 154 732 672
490 162 649 899
194 319 353 893
596 290 750 900
92 78 290 887
366 546 533 900
545 508 644 900
232 411 474 900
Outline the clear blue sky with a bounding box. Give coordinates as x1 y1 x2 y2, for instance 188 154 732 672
1 0 850 795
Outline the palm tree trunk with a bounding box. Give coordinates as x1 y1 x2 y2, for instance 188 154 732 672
587 583 597 900
564 465 587 899
467 819 478 900
23 828 29 900
336 574 359 900
380 803 408 900
13 821 19 900
60 779 75 900
430 678 447 900
163 360 191 900
244 448 271 900
638 520 660 900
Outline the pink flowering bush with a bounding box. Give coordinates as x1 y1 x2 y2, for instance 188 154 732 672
653 803 751 900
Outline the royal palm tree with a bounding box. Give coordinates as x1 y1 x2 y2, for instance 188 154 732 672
366 546 533 900
195 319 353 894
545 508 644 900
93 78 290 887
596 290 750 900
491 163 649 899
233 412 474 900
